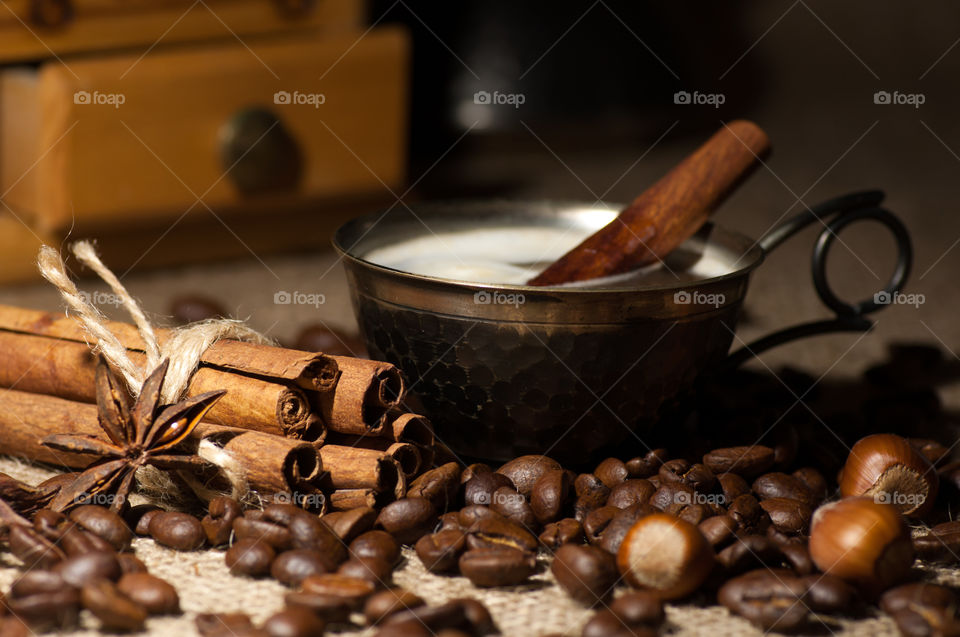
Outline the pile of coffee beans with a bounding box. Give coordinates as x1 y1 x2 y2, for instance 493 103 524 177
0 504 179 633
2 344 959 635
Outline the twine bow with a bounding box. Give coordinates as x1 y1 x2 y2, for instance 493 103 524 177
37 241 270 503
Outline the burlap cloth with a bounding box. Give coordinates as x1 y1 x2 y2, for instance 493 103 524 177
3 457 940 636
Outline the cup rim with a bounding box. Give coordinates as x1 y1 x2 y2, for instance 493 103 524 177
332 199 766 295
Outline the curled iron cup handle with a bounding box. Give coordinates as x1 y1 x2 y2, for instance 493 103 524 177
726 190 912 368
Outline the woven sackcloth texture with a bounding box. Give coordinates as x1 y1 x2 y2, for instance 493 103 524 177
0 456 920 637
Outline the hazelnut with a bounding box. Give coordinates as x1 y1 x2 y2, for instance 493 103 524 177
840 433 937 517
616 513 714 599
808 497 914 591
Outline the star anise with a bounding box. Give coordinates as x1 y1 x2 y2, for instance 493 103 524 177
41 356 225 512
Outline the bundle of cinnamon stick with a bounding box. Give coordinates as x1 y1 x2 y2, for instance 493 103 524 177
0 304 439 511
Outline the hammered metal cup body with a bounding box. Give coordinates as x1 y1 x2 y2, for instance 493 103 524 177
334 201 764 462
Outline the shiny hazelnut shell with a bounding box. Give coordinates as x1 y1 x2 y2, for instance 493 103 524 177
616 513 714 600
839 433 937 517
809 497 914 590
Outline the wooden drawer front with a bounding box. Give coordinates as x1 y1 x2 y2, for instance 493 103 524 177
4 26 409 231
0 0 363 63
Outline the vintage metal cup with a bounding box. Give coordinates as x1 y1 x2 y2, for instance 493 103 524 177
334 191 910 461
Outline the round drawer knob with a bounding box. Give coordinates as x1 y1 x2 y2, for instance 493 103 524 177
219 107 303 196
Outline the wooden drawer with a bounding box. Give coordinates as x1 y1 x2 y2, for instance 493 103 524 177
0 25 409 231
0 0 363 63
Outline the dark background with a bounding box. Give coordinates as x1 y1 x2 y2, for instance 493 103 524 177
2 1 957 387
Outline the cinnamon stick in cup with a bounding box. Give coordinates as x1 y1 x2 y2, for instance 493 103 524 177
528 120 770 286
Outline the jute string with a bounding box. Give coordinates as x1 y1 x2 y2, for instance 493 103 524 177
36 241 273 504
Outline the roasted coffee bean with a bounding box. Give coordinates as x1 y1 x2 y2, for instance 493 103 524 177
463 472 514 508
117 573 179 615
625 449 668 478
581 610 657 637
407 462 461 510
465 516 538 553
59 525 115 556
458 504 507 528
117 554 148 575
32 509 67 538
68 505 131 551
530 469 571 524
374 621 433 636
225 538 276 577
324 506 376 542
271 549 331 585
801 574 855 612
81 579 148 632
170 294 227 324
717 535 781 575
201 497 241 546
54 551 122 587
717 472 751 502
594 458 629 488
648 483 696 512
263 607 326 637
703 446 775 478
791 467 828 504
460 463 493 484
195 612 254 637
664 502 710 526
382 601 472 632
609 591 665 627
573 474 611 521
752 473 815 506
364 588 426 625
9 525 65 569
490 487 537 530
458 548 536 587
598 504 655 556
134 508 164 536
551 544 618 606
7 587 80 630
337 557 392 585
883 580 955 611
778 542 814 575
606 479 655 509
416 530 466 573
448 598 495 634
718 569 809 631
300 574 377 609
10 570 67 598
149 511 206 550
350 530 402 565
283 511 345 564
120 505 158 537
759 498 812 535
539 518 584 550
698 515 737 549
727 494 768 532
376 498 438 545
0 617 30 637
659 459 716 492
913 520 960 563
496 455 561 496
583 506 618 544
285 591 353 623
437 512 464 532
231 511 306 555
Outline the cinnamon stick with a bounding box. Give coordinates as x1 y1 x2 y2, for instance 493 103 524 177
329 488 384 511
192 425 324 498
316 445 405 499
387 412 434 447
314 356 405 435
0 304 340 393
324 434 422 478
0 332 318 439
